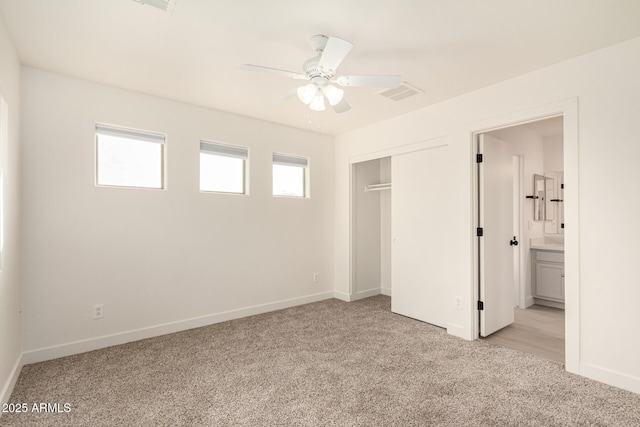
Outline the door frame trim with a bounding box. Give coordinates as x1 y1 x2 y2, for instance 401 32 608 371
514 153 525 309
469 98 579 374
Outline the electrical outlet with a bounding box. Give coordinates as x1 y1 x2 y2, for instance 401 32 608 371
93 304 104 319
313 273 319 283
454 296 462 310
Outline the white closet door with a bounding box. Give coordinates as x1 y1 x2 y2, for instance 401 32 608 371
391 145 449 327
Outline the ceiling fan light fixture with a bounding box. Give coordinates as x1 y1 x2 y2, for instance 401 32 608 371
242 35 400 115
297 83 317 105
309 93 326 111
322 84 344 106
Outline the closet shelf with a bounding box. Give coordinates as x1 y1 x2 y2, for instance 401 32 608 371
365 183 392 192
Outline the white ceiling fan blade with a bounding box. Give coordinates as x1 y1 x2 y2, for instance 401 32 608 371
268 88 298 106
335 75 401 88
318 37 353 73
332 98 351 114
241 64 307 80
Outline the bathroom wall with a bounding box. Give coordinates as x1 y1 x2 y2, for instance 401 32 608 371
544 135 564 172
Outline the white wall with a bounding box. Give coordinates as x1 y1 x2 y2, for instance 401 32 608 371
20 68 334 361
335 36 640 393
544 135 564 172
352 159 381 298
0 14 22 404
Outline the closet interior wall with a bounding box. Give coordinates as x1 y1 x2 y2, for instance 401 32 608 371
352 157 391 299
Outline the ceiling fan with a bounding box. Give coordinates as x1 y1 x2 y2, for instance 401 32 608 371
241 35 401 114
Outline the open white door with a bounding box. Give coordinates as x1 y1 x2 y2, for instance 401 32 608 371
479 134 515 337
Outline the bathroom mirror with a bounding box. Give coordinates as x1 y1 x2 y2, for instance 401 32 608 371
544 171 564 234
545 176 555 221
532 174 546 221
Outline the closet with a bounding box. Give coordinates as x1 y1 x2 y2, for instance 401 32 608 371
351 144 450 328
351 157 391 299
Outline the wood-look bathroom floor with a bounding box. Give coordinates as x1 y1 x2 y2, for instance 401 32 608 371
482 305 565 364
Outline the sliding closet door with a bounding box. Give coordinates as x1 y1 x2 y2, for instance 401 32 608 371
391 145 449 327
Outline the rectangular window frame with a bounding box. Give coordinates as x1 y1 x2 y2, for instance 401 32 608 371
95 123 166 190
199 140 249 195
272 152 309 198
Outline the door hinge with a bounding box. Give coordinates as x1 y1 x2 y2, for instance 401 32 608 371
476 153 483 163
477 301 484 311
476 227 483 237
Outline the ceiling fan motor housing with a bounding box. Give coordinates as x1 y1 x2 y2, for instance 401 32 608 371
303 56 332 81
304 35 338 78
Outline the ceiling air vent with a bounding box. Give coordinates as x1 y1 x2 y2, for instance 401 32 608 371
132 0 177 13
378 81 424 101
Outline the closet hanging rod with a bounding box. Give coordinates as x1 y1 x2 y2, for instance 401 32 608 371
365 183 392 192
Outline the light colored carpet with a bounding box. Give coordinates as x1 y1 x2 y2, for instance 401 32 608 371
2 295 639 426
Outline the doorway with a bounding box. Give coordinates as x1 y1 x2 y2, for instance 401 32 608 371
475 115 566 363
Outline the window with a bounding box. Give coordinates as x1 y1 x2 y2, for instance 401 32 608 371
200 141 248 194
272 153 308 198
95 124 165 189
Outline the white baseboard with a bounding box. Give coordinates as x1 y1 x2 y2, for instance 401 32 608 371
351 288 382 301
524 296 535 308
1 353 23 407
580 362 640 395
447 323 473 341
334 288 383 302
23 291 334 365
381 287 392 296
333 290 352 302
533 298 564 310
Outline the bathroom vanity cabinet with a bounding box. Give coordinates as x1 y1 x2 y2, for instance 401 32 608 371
532 248 565 308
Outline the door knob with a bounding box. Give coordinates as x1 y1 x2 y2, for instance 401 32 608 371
510 236 519 246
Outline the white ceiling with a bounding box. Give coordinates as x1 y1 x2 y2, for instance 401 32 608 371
2 0 640 136
523 116 564 138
